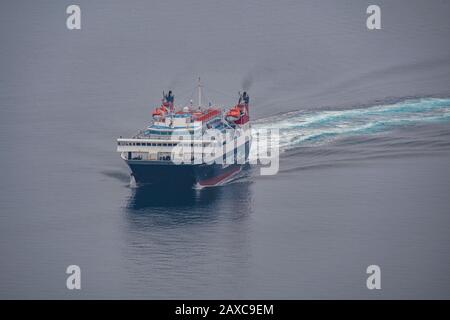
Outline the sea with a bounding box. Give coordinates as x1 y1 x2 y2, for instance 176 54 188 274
1 0 450 298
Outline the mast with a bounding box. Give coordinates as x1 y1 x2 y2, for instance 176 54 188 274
198 77 202 107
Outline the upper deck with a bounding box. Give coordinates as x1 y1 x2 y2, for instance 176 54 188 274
133 108 224 140
116 84 251 162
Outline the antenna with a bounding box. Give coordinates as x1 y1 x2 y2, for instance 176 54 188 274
198 77 202 107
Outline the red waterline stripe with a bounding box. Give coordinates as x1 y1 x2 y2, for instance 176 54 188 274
198 166 242 186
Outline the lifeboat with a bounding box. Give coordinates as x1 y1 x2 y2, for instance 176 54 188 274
152 106 168 121
225 107 243 122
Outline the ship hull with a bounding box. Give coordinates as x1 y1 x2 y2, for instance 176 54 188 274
126 141 250 188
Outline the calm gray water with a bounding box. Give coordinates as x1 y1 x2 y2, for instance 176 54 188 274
1 0 450 299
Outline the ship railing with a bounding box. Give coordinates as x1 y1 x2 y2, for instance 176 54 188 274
122 150 222 163
132 132 201 140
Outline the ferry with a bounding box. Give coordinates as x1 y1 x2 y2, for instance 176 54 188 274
116 79 251 188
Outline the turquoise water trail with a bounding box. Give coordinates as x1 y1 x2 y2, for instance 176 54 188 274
254 98 450 151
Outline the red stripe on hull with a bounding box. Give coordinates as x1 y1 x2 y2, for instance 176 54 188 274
198 166 242 187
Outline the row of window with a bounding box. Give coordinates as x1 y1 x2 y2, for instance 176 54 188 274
118 142 208 147
143 130 196 136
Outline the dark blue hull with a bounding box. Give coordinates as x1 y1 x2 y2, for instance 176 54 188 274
126 141 250 187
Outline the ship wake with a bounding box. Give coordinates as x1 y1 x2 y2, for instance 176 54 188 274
253 97 450 152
